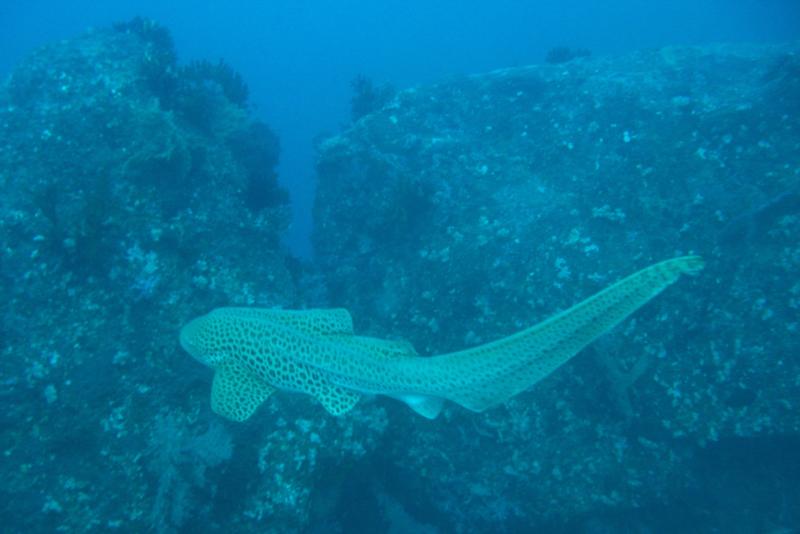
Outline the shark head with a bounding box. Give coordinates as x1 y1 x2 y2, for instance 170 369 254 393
179 311 229 367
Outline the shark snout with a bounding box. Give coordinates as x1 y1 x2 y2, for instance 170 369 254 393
180 314 223 367
179 317 202 356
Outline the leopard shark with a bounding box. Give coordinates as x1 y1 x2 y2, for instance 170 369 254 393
179 256 703 421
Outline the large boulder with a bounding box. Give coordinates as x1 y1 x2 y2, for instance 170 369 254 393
0 19 391 533
314 43 800 531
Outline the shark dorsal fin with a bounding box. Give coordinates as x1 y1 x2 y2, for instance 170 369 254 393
331 335 418 359
211 359 275 421
216 307 354 336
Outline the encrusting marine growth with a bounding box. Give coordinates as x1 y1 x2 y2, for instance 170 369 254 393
180 256 703 421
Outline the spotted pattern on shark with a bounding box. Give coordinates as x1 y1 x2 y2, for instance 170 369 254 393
180 256 703 420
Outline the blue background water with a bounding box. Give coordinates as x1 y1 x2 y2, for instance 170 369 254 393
2 0 797 257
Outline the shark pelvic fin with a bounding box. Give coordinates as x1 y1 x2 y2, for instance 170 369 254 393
316 384 362 416
397 394 444 419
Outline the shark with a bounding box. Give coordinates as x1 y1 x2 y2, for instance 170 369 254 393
180 256 703 421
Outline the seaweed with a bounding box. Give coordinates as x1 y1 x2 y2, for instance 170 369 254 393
545 46 591 64
350 75 395 122
228 121 288 212
180 59 250 108
115 17 179 106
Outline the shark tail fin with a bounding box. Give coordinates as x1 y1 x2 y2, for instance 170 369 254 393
441 256 704 412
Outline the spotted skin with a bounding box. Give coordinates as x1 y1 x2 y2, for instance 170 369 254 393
180 256 703 420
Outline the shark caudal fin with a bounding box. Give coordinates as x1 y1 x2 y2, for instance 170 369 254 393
438 256 704 413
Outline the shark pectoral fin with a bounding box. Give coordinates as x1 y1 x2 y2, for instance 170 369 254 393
211 360 274 422
316 384 361 416
398 395 444 419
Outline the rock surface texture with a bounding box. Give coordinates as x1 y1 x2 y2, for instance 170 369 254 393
314 43 800 531
1 19 798 532
0 21 388 533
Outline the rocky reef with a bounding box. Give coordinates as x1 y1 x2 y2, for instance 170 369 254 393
314 43 800 531
1 18 798 533
0 20 388 533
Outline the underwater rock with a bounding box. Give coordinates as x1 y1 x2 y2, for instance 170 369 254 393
314 42 800 530
0 20 321 532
